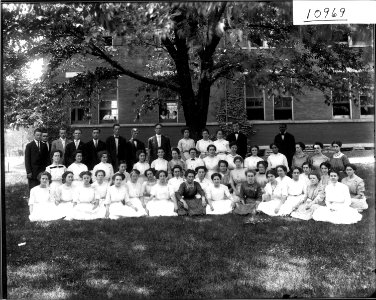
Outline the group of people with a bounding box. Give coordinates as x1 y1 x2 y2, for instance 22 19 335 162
25 122 367 224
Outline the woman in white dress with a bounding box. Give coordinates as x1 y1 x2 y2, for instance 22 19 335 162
213 129 230 160
71 171 103 220
115 160 131 185
147 170 178 216
206 173 234 215
45 150 66 195
126 170 148 216
168 148 186 176
105 173 142 219
196 128 213 159
177 127 195 161
319 162 331 187
244 145 264 171
92 151 114 184
257 169 288 216
203 144 220 179
218 160 232 192
312 170 362 224
54 171 75 220
278 167 306 216
267 143 289 172
67 150 88 189
133 150 150 184
255 161 268 190
29 172 65 222
299 162 312 187
341 163 368 212
91 170 109 209
276 165 293 190
141 168 158 203
194 166 212 196
226 142 239 170
230 156 247 202
168 165 185 211
151 147 170 173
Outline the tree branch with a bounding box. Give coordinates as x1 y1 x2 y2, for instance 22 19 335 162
210 63 243 83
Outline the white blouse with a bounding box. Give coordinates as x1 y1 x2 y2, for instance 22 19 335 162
92 162 114 182
194 178 213 195
225 154 240 170
287 179 306 196
325 182 351 206
151 158 169 172
177 138 195 154
55 184 74 202
186 157 205 171
264 182 288 199
105 185 129 205
126 181 143 199
67 163 88 181
168 177 185 197
29 186 53 205
133 162 150 176
91 181 109 199
207 184 233 201
150 184 171 200
45 164 66 182
73 185 97 203
213 139 230 154
267 153 289 171
203 156 220 172
276 176 293 190
244 156 264 171
196 139 213 155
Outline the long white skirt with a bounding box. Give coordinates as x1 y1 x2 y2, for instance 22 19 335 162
56 201 74 220
108 201 147 219
71 203 105 220
278 194 305 216
146 199 177 217
312 205 362 224
206 199 233 215
350 197 368 211
257 199 282 216
29 202 66 222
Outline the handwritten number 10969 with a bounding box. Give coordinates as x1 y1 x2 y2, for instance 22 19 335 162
307 8 346 20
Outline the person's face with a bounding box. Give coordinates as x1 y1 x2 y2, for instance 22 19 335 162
213 176 221 186
329 172 338 183
139 153 146 162
279 125 287 133
251 147 258 156
197 169 206 179
189 150 197 158
114 176 123 186
159 172 167 183
246 172 255 184
183 130 190 138
208 147 216 156
96 172 104 182
302 165 311 175
309 175 319 185
277 167 285 177
75 153 82 163
186 173 195 183
320 165 328 175
173 168 181 178
34 131 42 141
131 172 139 182
219 163 227 173
146 171 154 180
292 169 300 180
233 123 240 132
155 125 162 135
40 175 49 187
345 166 355 177
295 144 302 153
113 126 120 136
333 144 340 153
66 173 74 184
202 131 209 140
314 144 322 154
216 131 223 140
42 133 48 142
235 159 242 168
82 174 91 185
257 164 266 174
92 130 100 139
52 152 61 163
132 129 138 138
59 130 66 139
119 164 127 173
101 154 108 163
267 174 276 183
157 149 165 158
172 150 179 159
73 130 81 140
230 145 237 154
271 145 279 154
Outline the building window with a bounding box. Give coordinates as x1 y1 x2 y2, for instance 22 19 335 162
65 72 81 78
274 96 293 120
159 101 178 123
332 92 351 119
360 95 374 118
245 84 264 120
99 79 118 123
71 108 89 124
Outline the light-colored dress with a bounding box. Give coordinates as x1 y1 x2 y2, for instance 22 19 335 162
71 185 103 220
194 177 213 197
230 167 247 199
320 174 330 187
45 164 66 194
177 138 195 160
29 186 65 222
291 153 309 169
186 157 205 171
133 162 150 184
213 139 230 160
67 162 88 189
54 184 75 220
168 177 185 202
312 182 362 224
309 154 329 171
126 181 148 216
114 171 131 186
291 183 325 220
196 139 213 158
91 181 109 207
257 182 288 216
151 158 169 172
142 180 157 203
267 153 289 171
276 176 293 190
168 159 186 174
244 156 264 171
341 175 368 211
299 173 310 187
92 162 114 183
225 154 239 170
255 173 268 189
278 178 306 216
203 156 220 179
206 184 233 215
147 184 178 216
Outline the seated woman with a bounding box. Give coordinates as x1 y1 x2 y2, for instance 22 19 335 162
244 145 264 171
151 147 170 174
54 171 75 220
203 144 220 179
257 169 288 216
277 167 306 216
185 148 205 171
168 165 185 208
213 129 230 160
147 170 178 217
341 163 368 212
312 170 362 224
329 140 350 179
267 143 289 172
105 173 145 219
176 169 207 216
218 160 232 192
226 142 239 170
71 171 104 220
233 170 262 217
45 150 66 195
133 150 150 184
115 160 131 185
206 173 234 215
291 142 309 169
92 151 114 184
141 168 157 203
168 148 186 176
255 161 268 189
291 172 325 221
276 165 293 190
299 162 312 187
319 161 331 187
91 170 109 209
126 170 148 216
230 156 247 201
67 150 88 189
177 127 195 161
29 171 65 222
196 128 213 159
308 142 329 171
194 166 212 195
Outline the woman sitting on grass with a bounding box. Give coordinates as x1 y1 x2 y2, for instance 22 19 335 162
233 170 262 217
176 169 207 216
312 170 362 224
54 171 75 220
290 172 325 221
194 166 212 195
319 161 331 186
91 170 109 209
168 148 185 176
67 150 88 189
126 170 148 216
230 156 247 202
147 170 178 217
45 150 66 195
206 173 234 215
257 169 288 216
92 151 114 184
105 173 144 219
141 168 157 203
218 160 232 192
72 171 103 220
341 163 368 212
133 150 150 184
277 167 306 216
299 162 312 187
28 171 65 222
267 143 289 172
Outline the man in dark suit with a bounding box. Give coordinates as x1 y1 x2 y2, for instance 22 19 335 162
226 122 248 158
25 128 49 190
106 123 132 172
128 127 146 165
51 127 71 165
41 129 52 168
64 128 85 167
274 123 296 167
147 123 172 164
84 128 106 170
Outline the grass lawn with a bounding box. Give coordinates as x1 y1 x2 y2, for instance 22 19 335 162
5 163 376 299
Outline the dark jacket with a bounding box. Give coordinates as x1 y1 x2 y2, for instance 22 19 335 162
64 140 86 167
226 131 248 158
106 135 133 171
147 135 172 164
129 138 146 165
274 131 296 164
25 140 49 178
84 139 107 170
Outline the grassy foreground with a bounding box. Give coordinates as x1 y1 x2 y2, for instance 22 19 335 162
5 164 376 299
